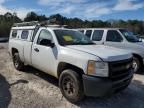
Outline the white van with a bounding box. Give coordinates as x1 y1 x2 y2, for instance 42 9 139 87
78 28 144 73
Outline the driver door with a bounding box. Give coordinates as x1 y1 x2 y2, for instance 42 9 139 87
32 29 57 76
104 30 125 49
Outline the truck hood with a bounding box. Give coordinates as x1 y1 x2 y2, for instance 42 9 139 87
66 45 132 62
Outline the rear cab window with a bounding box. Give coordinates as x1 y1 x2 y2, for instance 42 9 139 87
85 30 92 38
92 30 104 41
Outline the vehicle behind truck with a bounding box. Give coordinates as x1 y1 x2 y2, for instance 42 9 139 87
9 22 134 103
78 28 144 73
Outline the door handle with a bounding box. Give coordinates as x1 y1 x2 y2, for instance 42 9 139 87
34 48 39 52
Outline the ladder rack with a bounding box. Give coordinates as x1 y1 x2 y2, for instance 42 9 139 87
13 19 67 28
13 21 39 27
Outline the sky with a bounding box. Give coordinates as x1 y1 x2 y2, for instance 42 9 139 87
0 0 144 20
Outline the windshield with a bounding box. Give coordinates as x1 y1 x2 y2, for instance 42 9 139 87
54 30 95 46
119 29 141 42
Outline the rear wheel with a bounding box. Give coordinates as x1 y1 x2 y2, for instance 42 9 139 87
13 53 24 71
133 57 141 73
59 69 84 103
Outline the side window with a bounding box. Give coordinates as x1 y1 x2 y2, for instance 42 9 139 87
37 30 52 45
92 30 104 41
21 30 29 39
12 30 17 38
85 30 92 38
106 30 123 42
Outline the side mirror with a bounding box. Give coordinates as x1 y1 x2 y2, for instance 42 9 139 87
39 39 55 47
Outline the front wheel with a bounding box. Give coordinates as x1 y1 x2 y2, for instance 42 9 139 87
59 69 84 103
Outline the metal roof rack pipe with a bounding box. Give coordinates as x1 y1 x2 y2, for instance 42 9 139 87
13 21 39 27
12 19 69 28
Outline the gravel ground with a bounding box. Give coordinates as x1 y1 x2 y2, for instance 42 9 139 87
0 43 144 108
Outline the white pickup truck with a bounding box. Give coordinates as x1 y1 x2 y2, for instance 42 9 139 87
9 23 133 103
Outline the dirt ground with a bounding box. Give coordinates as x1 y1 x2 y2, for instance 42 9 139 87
0 43 144 108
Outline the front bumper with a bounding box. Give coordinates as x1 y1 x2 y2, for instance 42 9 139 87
82 73 133 97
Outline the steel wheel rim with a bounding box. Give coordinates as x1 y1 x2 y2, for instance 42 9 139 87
62 76 76 97
13 56 19 68
133 60 138 72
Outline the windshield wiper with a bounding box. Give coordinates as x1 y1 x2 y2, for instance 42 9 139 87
71 43 96 45
83 43 96 45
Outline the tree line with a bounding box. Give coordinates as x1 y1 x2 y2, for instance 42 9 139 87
0 12 144 37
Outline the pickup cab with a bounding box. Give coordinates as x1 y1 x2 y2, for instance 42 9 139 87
78 28 144 73
9 24 133 103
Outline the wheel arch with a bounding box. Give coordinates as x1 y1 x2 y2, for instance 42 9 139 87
57 62 85 78
11 48 19 56
133 53 143 64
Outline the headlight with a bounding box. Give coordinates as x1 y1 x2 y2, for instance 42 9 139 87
87 61 109 77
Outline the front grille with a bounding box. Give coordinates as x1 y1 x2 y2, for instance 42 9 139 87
109 58 133 81
109 58 133 93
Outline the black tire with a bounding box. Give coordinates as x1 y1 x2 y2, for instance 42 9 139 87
133 57 141 73
13 53 24 71
59 69 84 103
